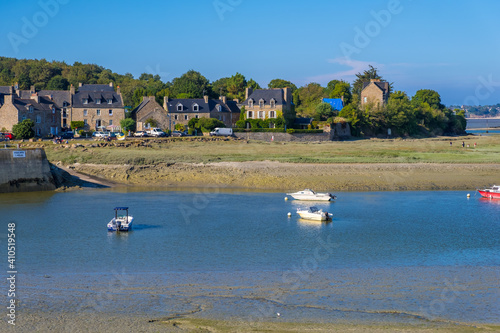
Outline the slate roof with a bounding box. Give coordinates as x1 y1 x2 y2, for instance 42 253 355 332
242 89 285 105
13 96 60 112
362 81 389 93
78 84 114 92
165 98 238 113
73 85 123 108
0 86 12 94
131 97 167 118
38 90 72 107
322 98 344 111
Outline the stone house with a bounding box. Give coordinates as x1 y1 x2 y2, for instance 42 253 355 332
360 79 390 107
241 87 294 123
71 82 125 131
163 95 240 129
0 92 61 136
131 96 169 131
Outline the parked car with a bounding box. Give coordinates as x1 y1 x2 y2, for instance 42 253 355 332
2 132 14 140
133 131 148 137
146 128 166 137
92 131 106 138
171 131 185 137
60 131 74 139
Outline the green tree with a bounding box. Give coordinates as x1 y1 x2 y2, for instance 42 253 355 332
46 75 69 90
295 83 326 116
198 118 225 131
329 81 352 105
326 79 342 97
412 89 444 110
314 103 335 121
120 118 136 132
226 72 247 101
12 119 35 139
239 105 246 121
70 121 85 131
246 78 261 91
267 79 297 92
212 77 230 98
352 65 392 98
145 118 158 128
170 70 210 98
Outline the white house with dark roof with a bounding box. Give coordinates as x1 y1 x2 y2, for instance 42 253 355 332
163 95 240 129
241 87 294 125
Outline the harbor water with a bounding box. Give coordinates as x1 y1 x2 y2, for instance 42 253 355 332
1 188 499 325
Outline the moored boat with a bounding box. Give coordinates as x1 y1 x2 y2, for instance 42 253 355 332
287 189 336 201
478 185 500 199
107 207 134 231
296 206 332 221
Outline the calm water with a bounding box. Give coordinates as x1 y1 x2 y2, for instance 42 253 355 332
1 188 499 323
466 118 500 134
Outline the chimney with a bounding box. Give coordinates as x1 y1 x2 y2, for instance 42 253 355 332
163 96 169 109
283 87 291 104
143 96 148 102
70 84 75 95
30 85 35 94
30 93 40 103
245 87 253 100
109 82 114 88
117 85 121 94
5 94 14 104
149 96 155 102
203 95 209 103
370 79 380 83
219 96 227 104
233 98 239 103
78 83 83 87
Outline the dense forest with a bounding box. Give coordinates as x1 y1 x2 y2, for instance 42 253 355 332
0 57 467 136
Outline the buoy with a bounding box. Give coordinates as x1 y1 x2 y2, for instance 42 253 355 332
467 193 470 198
287 212 291 217
276 312 281 317
284 197 288 201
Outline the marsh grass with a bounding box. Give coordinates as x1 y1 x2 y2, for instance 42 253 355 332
40 135 500 165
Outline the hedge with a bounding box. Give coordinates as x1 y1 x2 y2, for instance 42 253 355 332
233 128 286 133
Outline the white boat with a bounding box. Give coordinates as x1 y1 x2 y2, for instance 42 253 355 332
287 189 336 201
107 207 134 231
296 206 332 221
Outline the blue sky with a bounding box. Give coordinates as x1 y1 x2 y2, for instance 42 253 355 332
2 0 500 106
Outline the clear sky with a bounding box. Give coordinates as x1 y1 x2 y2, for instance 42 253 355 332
2 0 500 106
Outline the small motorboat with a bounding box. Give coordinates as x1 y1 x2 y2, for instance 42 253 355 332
478 185 500 199
296 206 332 221
287 189 336 201
116 132 126 141
107 207 134 231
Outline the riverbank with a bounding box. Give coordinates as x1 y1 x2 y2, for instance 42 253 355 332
16 134 500 191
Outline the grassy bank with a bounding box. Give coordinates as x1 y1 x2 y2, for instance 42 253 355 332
18 135 500 191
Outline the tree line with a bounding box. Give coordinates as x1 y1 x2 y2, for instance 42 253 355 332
0 57 466 136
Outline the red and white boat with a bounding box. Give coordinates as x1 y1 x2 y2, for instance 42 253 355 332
478 185 500 199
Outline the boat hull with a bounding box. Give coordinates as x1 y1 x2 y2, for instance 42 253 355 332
107 217 134 231
289 194 333 201
297 211 332 221
478 190 500 199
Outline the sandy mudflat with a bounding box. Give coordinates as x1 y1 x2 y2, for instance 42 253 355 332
66 161 500 192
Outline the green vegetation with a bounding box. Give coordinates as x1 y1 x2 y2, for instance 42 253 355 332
12 119 34 139
70 121 84 131
40 135 500 166
120 118 135 132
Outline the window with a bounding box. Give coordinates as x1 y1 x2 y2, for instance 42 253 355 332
109 120 113 126
270 99 275 108
248 100 253 108
36 115 41 123
108 99 112 104
184 115 188 120
83 109 88 116
269 111 276 118
177 104 183 111
216 105 222 112
258 111 264 119
52 115 55 123
22 115 27 121
83 98 88 104
247 111 253 118
36 128 41 136
108 109 113 116
96 109 101 116
96 98 101 105
195 115 199 119
84 119 88 125
174 115 178 120
193 104 199 112
52 107 56 114
363 97 367 103
259 99 264 108
29 106 34 113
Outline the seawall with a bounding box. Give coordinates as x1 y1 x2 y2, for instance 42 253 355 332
0 148 56 193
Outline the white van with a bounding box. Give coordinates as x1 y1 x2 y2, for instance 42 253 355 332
209 128 233 136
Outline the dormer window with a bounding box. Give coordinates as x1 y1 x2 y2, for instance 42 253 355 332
29 106 34 113
259 99 264 108
270 99 275 108
216 104 222 112
108 99 112 104
96 98 101 105
52 107 56 114
177 103 183 111
248 100 253 108
83 98 88 104
193 103 199 112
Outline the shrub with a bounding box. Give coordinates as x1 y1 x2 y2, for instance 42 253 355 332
12 119 35 139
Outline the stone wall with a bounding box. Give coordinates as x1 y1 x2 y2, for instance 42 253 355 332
234 131 331 142
0 148 56 193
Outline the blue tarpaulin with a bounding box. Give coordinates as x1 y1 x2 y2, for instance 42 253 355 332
322 98 344 111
